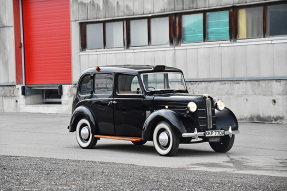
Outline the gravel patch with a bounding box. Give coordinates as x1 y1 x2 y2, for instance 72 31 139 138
0 155 286 191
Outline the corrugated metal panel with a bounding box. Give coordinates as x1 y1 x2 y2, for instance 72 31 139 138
22 0 71 85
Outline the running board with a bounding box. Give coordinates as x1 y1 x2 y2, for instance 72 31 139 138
94 135 142 142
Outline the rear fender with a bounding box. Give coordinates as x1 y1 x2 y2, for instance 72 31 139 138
215 108 238 131
69 106 98 134
142 109 187 140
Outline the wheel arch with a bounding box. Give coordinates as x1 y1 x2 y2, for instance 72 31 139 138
142 109 187 140
69 106 98 134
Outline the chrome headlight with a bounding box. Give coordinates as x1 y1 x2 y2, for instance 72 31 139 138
187 102 197 112
216 100 225 111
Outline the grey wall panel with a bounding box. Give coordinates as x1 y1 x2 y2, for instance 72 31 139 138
274 43 287 77
115 53 126 65
88 0 97 19
233 0 247 4
246 45 260 77
154 0 165 13
184 0 198 10
105 0 115 18
79 0 88 20
259 44 274 77
106 53 116 65
175 49 187 77
134 52 145 65
95 0 105 19
165 0 175 12
154 51 166 65
165 50 175 68
133 0 144 15
0 0 6 27
124 0 134 16
125 52 134 65
115 0 125 17
208 0 221 7
198 0 209 8
233 46 247 78
198 48 210 78
175 0 184 11
97 54 107 66
186 49 198 79
71 0 79 21
6 0 13 27
71 22 81 82
221 46 234 78
80 55 89 74
209 47 222 78
7 27 15 83
0 28 9 83
144 0 153 14
88 54 98 67
144 51 155 65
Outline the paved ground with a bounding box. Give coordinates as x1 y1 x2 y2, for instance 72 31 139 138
0 112 287 190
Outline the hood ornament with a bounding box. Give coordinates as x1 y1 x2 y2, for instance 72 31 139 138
203 94 209 98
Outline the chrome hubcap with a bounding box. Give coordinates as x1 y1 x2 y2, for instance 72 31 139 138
159 131 169 147
80 126 90 140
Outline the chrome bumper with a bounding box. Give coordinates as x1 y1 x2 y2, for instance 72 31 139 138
182 126 240 139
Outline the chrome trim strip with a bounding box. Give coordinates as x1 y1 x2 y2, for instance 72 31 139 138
206 98 212 129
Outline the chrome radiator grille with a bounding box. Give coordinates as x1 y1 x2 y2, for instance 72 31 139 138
197 98 215 130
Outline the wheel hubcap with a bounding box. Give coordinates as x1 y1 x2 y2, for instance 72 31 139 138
80 126 90 140
159 131 169 147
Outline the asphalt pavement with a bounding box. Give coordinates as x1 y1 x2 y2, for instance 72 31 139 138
0 112 287 190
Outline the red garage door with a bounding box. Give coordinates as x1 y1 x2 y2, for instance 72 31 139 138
22 0 71 85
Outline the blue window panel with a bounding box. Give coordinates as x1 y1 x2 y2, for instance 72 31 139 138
207 11 229 41
182 14 203 42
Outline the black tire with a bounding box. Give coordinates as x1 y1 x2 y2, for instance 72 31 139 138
76 118 97 149
132 140 147 146
153 121 179 156
209 135 235 153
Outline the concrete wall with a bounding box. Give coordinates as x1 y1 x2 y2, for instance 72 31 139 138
0 0 15 84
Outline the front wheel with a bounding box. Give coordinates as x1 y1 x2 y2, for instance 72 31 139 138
209 135 235 153
76 118 97 149
153 122 179 156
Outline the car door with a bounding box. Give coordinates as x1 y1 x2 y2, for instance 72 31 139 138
113 74 147 137
91 73 115 136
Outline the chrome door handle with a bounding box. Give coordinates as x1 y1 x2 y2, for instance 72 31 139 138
108 101 117 106
112 101 117 104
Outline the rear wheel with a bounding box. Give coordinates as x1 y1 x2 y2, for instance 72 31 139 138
209 135 235 153
132 140 147 146
76 118 97 149
153 122 179 156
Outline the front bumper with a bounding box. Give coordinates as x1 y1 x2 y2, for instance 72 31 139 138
182 126 239 139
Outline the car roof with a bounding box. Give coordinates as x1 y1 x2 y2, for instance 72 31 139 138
82 65 182 75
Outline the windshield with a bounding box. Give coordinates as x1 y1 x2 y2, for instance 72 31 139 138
140 72 186 92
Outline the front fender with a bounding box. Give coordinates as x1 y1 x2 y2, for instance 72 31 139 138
68 106 97 133
215 108 238 131
142 109 187 140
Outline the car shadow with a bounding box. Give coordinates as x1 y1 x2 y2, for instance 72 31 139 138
92 143 216 157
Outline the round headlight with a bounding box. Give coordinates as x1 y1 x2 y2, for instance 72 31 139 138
216 100 225 111
187 102 197 112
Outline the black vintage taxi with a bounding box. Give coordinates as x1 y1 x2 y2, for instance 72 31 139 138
68 65 239 156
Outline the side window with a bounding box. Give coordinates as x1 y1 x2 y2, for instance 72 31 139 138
94 74 114 94
79 75 92 95
118 74 142 94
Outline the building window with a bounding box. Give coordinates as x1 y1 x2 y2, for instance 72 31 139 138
130 19 148 47
238 7 263 39
267 4 287 36
106 21 124 48
94 74 113 94
206 11 229 41
86 23 104 49
151 17 169 45
182 13 203 43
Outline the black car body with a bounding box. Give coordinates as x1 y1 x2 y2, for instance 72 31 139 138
68 65 239 156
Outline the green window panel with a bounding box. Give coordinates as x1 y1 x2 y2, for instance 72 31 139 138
182 13 203 43
207 11 229 41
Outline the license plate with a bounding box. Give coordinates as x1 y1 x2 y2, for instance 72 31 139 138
205 130 225 137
